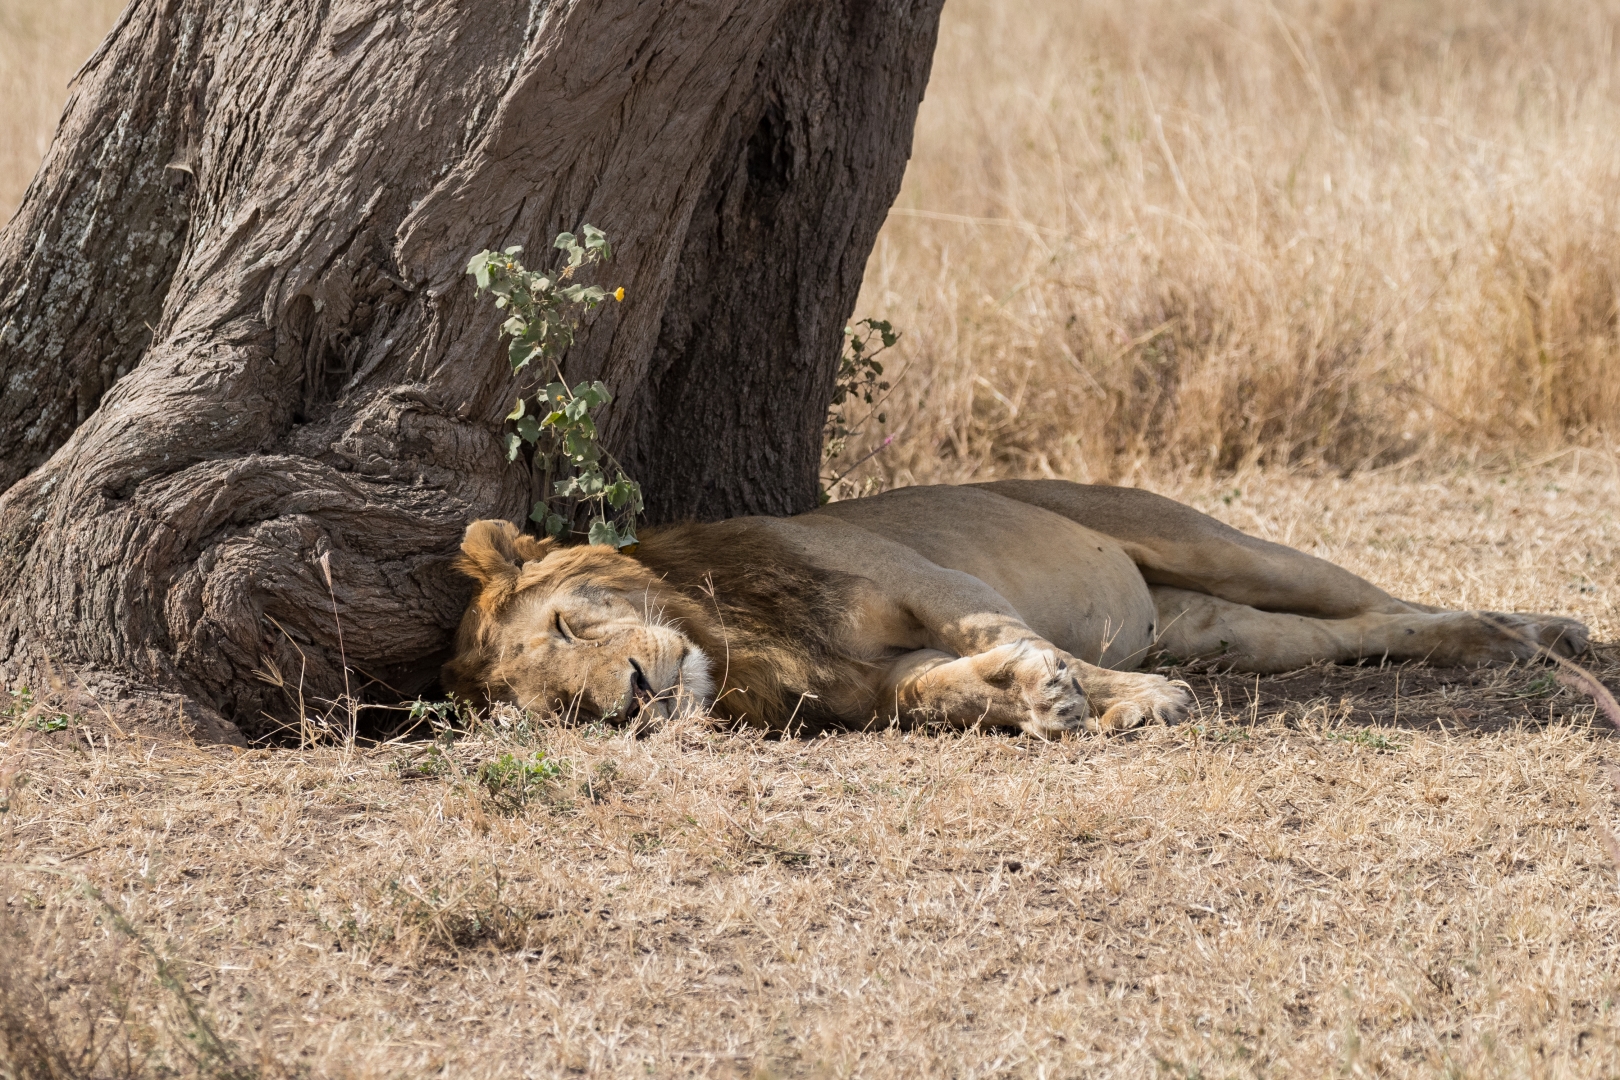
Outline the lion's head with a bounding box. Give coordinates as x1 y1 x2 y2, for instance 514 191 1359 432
441 520 715 722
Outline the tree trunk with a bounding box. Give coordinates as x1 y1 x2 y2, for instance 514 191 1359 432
0 0 943 742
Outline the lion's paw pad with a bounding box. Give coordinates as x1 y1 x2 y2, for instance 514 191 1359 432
1088 672 1191 732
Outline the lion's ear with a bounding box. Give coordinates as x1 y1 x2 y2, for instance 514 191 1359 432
455 520 526 609
456 519 557 613
510 533 555 563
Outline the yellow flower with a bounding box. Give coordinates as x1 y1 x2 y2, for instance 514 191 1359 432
614 287 626 302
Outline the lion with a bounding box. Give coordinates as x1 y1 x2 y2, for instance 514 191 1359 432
442 481 1589 736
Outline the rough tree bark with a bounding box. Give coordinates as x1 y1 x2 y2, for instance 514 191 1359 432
0 0 943 742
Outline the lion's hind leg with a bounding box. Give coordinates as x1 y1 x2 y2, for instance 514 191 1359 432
979 479 1420 618
1151 586 1589 672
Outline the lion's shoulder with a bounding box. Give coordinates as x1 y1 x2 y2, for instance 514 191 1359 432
633 519 873 728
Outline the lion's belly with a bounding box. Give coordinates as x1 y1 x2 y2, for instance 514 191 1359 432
810 488 1158 668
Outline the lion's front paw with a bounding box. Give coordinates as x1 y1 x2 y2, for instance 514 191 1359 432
1004 647 1192 738
1004 647 1095 738
1079 668 1192 732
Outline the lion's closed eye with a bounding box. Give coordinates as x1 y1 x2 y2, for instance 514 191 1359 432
554 611 577 641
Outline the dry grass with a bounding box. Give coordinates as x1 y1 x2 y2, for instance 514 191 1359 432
5 466 1620 1079
0 0 125 221
833 0 1620 492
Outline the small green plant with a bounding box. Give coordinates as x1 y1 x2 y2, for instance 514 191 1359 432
468 227 642 549
394 744 454 781
1325 727 1405 752
4 685 34 718
821 318 901 502
3 685 74 732
406 696 475 744
477 750 566 812
1514 671 1562 698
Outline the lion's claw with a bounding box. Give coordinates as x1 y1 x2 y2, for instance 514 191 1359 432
1084 670 1191 733
1016 649 1191 737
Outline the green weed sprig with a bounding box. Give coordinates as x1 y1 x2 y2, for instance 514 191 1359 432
821 318 901 502
468 227 643 548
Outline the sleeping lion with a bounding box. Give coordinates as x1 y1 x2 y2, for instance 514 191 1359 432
443 481 1588 736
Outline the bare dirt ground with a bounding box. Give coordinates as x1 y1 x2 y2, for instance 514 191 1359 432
5 463 1619 1079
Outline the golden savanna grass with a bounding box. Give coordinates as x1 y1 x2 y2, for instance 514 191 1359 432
0 0 124 217
5 2 1620 1077
834 0 1620 492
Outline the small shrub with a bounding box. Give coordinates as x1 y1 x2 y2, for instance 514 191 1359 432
468 229 641 548
476 751 567 813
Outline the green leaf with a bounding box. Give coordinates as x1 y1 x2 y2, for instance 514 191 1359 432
559 283 604 305
564 420 598 454
544 383 569 409
582 224 609 255
467 251 494 290
564 397 589 421
508 340 536 369
588 520 621 548
545 512 568 538
506 397 527 421
504 245 523 256
554 475 581 498
541 410 566 429
514 416 541 444
553 232 576 251
529 501 549 525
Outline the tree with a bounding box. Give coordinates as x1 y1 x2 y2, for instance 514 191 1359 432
0 0 943 742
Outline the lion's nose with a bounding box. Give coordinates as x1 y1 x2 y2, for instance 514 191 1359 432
625 658 655 721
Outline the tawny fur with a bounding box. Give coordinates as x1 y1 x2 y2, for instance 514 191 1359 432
444 520 875 729
443 482 1589 735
